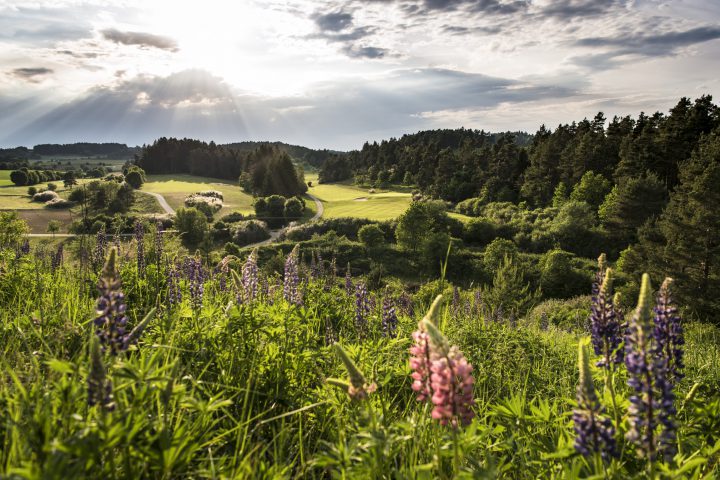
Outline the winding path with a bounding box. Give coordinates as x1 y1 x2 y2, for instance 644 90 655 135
141 191 175 214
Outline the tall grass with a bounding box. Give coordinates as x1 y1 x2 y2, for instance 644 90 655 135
1 242 719 478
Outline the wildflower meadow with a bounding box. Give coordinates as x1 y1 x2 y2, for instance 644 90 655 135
1 232 719 479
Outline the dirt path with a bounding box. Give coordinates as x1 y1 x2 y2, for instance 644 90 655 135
141 191 175 214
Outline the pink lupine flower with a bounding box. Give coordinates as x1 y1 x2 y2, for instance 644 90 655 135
430 346 475 427
409 329 432 401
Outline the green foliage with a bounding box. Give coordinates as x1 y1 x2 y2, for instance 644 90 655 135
0 211 29 246
551 182 568 207
483 255 540 315
539 249 590 299
357 223 385 249
318 155 352 183
395 200 452 252
175 207 208 245
283 197 304 221
231 220 270 246
125 169 144 189
570 170 612 209
483 238 518 273
462 218 496 245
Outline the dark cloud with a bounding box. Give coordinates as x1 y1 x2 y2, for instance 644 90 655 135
57 50 99 59
342 45 388 58
101 28 179 52
539 0 623 20
441 24 502 35
314 11 354 31
571 25 720 69
10 67 54 82
307 9 388 59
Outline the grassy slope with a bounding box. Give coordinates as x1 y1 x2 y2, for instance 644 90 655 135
142 174 255 216
307 174 412 221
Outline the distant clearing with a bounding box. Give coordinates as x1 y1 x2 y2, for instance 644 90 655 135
307 174 412 221
142 174 255 216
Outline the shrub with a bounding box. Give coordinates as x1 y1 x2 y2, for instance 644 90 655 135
284 197 304 221
462 218 496 245
175 207 209 245
32 191 59 203
47 183 57 191
524 295 592 332
185 193 223 218
358 224 385 249
231 220 271 246
197 190 223 200
483 238 518 273
27 186 37 196
45 198 74 209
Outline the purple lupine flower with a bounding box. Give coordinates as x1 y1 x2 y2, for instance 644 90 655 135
51 244 64 272
166 262 182 306
16 238 31 260
316 251 325 278
260 275 269 303
398 291 414 318
310 252 319 278
94 248 129 356
87 337 115 411
573 340 617 459
354 282 370 334
452 286 460 313
92 226 107 271
215 256 232 293
283 245 301 305
345 263 353 295
187 257 204 310
472 289 482 316
134 220 145 276
590 268 624 368
242 248 259 303
653 278 684 385
154 222 164 266
625 274 676 460
382 296 398 338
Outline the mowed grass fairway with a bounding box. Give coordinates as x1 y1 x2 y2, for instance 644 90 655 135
0 171 93 210
142 174 255 215
307 174 412 221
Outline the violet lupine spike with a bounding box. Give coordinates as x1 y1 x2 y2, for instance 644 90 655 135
166 263 182 306
589 268 624 368
625 273 677 461
16 238 31 261
316 251 325 277
452 286 460 313
310 252 319 278
283 245 301 305
242 248 259 303
573 341 617 460
87 336 115 411
134 221 145 276
154 222 164 266
345 263 353 295
398 291 414 318
653 278 684 385
188 257 204 310
51 244 64 272
354 282 370 335
382 296 398 339
94 248 130 356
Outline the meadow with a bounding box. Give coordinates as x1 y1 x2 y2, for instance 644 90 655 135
1 232 719 478
142 174 256 216
307 175 412 221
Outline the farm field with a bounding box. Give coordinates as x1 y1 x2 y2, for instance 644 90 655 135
142 174 255 216
306 174 412 221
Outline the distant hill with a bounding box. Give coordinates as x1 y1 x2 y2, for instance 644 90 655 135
32 143 139 158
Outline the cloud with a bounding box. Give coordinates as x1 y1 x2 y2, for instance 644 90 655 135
2 67 578 149
342 45 388 58
307 9 389 59
10 67 54 82
101 28 179 52
314 11 354 31
538 0 624 20
571 25 720 68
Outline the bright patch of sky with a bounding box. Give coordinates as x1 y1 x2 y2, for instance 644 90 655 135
1 0 719 149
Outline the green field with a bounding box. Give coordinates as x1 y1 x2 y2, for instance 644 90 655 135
31 155 128 171
307 174 412 221
142 174 255 216
0 172 92 210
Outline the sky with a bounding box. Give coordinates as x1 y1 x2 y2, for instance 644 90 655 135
1 0 719 151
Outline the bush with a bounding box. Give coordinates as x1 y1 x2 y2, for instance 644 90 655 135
45 198 74 209
220 212 246 223
462 218 496 245
231 220 271 246
32 191 59 203
198 190 223 200
284 197 304 221
175 207 209 245
358 224 385 249
27 186 37 196
46 183 57 191
483 238 518 273
185 193 223 218
524 296 591 332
